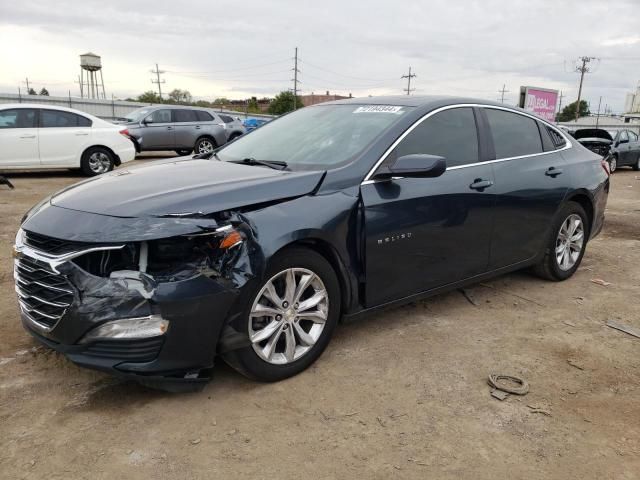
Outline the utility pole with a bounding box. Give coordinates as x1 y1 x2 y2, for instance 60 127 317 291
150 63 166 102
498 84 509 103
401 67 416 95
558 90 565 115
23 77 31 94
595 96 602 128
574 56 596 122
291 47 301 109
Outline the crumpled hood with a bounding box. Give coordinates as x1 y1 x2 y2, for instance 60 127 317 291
50 158 325 218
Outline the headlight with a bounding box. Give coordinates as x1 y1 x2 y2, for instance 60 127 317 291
79 315 169 343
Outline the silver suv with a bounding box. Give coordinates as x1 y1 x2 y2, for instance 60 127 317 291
123 105 230 155
216 113 247 142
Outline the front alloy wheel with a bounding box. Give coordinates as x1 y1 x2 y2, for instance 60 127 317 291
249 268 329 365
223 247 340 381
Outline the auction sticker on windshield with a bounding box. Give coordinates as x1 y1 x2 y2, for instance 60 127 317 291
353 106 404 114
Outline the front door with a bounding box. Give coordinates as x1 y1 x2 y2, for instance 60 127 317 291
0 108 39 167
362 107 495 307
142 109 175 149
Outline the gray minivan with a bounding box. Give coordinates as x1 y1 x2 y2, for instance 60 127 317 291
123 105 242 155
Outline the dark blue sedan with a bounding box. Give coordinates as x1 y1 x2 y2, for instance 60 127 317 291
14 96 609 390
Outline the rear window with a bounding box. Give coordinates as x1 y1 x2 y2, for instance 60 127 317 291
219 115 234 123
40 110 93 128
195 111 214 121
485 109 542 158
173 109 198 122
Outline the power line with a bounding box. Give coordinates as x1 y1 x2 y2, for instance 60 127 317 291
164 58 290 76
150 63 166 101
574 56 597 121
498 84 509 103
401 67 416 95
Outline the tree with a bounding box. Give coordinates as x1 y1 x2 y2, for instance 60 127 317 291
247 96 260 113
557 100 590 122
136 91 162 103
28 88 37 95
213 97 230 105
168 88 192 104
39 87 49 96
267 91 304 115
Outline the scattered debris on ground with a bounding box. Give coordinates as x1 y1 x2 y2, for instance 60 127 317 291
590 278 612 287
606 320 640 339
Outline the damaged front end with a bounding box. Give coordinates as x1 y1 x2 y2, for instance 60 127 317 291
14 212 263 391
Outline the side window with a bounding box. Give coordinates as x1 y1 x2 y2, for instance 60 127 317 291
620 131 629 142
391 107 479 168
546 126 567 149
173 109 197 122
0 109 37 128
40 110 86 128
195 111 213 122
77 115 92 127
485 109 543 158
628 131 638 142
219 114 234 123
147 109 172 123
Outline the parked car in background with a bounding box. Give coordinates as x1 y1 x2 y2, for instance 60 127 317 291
14 96 609 391
123 105 228 155
0 104 135 176
216 113 246 141
571 128 640 172
243 117 269 131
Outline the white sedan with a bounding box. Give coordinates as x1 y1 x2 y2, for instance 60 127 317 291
0 104 135 176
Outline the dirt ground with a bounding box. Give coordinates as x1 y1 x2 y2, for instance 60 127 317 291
0 158 639 480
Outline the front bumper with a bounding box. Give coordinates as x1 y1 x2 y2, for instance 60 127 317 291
14 237 241 385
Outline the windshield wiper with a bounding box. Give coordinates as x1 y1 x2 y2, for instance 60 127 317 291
232 157 288 170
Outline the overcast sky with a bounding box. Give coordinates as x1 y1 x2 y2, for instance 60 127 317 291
1 0 639 112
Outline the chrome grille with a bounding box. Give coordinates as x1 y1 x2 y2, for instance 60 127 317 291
14 255 74 330
23 230 93 256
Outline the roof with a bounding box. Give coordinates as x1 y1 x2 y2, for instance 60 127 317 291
324 94 525 110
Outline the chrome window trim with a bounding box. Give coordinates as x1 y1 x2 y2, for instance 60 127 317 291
361 103 573 185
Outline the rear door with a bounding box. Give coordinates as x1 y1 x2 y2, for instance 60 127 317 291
362 107 496 306
173 109 199 148
625 130 640 167
483 107 570 269
141 109 174 149
38 109 93 166
0 108 39 166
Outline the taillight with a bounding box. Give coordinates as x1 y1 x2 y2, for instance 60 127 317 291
119 128 130 138
601 157 610 176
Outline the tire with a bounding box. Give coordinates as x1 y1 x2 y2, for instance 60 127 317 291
175 149 193 156
532 201 589 281
81 147 114 176
194 137 217 155
608 155 617 173
223 247 341 382
633 155 640 171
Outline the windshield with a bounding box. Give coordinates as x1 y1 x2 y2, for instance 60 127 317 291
125 107 154 123
216 104 413 170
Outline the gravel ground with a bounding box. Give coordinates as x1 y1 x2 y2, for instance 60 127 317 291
0 159 639 479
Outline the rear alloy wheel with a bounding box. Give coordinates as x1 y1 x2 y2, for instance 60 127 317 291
532 202 588 281
608 155 617 173
195 137 216 154
223 248 340 381
81 147 114 176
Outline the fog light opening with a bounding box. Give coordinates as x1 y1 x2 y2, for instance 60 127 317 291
79 315 169 344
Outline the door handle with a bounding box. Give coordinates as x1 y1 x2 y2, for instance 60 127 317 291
545 166 563 177
469 179 494 191
167 126 173 130
75 132 89 136
195 126 201 129
19 134 36 139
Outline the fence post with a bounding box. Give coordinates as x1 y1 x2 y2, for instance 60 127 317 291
68 90 72 108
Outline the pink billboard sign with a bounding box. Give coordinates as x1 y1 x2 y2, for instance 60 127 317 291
522 87 558 122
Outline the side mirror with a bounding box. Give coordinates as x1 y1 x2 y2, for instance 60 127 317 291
374 154 447 180
143 117 153 125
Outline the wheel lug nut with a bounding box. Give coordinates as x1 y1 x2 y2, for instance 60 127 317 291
294 303 299 309
282 301 289 308
276 314 282 320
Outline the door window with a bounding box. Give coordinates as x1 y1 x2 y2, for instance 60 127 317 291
0 109 37 128
40 110 91 128
628 131 638 142
485 109 542 158
620 131 629 143
195 111 214 121
173 109 198 122
147 109 172 123
387 107 479 168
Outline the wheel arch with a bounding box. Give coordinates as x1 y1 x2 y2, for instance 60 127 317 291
565 191 594 236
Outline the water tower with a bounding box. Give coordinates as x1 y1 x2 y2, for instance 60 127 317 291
79 52 106 99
